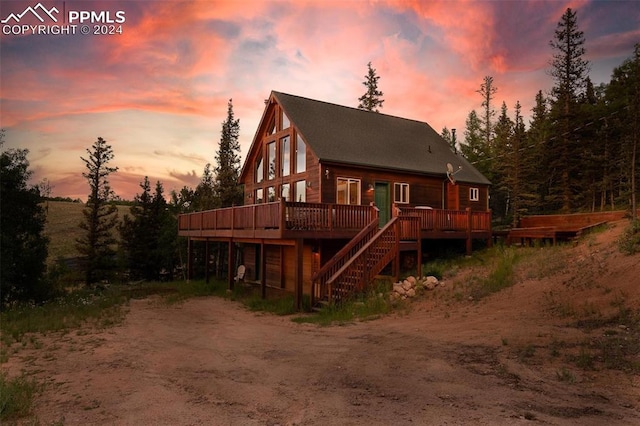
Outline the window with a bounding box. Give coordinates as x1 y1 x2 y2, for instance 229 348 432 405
267 116 276 135
337 177 360 205
281 136 290 176
281 110 290 129
394 182 409 204
267 186 276 202
255 154 263 183
281 183 290 201
470 187 479 202
267 141 276 180
295 180 306 202
255 188 263 203
295 134 306 173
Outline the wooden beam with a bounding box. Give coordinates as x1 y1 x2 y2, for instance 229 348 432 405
204 240 210 284
295 238 303 311
228 240 235 291
260 241 266 299
187 238 193 282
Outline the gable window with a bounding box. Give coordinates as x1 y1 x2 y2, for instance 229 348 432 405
281 110 290 129
394 182 409 204
294 180 306 202
267 141 276 180
470 187 479 202
255 154 263 183
267 116 276 135
337 177 360 205
281 136 290 177
295 134 306 173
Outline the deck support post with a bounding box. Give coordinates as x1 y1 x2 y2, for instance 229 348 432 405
466 208 472 255
260 241 266 299
205 240 210 284
228 239 235 291
295 238 303 311
187 238 193 282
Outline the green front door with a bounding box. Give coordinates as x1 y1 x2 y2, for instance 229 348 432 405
374 182 390 228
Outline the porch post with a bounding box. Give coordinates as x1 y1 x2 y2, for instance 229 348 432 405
204 240 210 284
260 241 266 299
228 239 235 290
187 238 193 282
466 208 472 255
295 238 304 311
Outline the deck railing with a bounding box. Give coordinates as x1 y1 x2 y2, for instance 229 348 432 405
396 207 491 233
178 200 377 235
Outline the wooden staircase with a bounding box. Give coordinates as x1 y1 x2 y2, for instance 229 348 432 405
310 214 420 307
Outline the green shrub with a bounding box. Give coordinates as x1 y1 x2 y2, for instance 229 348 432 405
0 373 38 421
618 219 640 255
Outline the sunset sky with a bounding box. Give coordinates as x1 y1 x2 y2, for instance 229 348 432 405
1 0 638 201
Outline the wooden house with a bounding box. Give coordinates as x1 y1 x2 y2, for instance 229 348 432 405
178 91 492 309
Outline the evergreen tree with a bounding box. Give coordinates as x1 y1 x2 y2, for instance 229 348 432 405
548 7 590 211
525 90 552 213
461 110 491 179
0 135 51 304
192 163 217 211
607 44 640 220
358 62 385 112
76 137 119 284
491 102 514 221
477 76 498 151
120 177 176 281
214 98 243 208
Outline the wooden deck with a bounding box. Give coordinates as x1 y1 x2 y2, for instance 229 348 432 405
178 201 492 242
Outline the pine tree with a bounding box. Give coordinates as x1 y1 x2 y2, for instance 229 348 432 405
215 98 243 208
76 137 119 285
548 7 590 212
358 62 384 112
491 102 514 221
120 177 176 281
477 76 498 150
461 110 491 178
1 134 51 304
525 90 552 213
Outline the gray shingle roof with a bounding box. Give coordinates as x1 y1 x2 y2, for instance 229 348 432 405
272 91 490 185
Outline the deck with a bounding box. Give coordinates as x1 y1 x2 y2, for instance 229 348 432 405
178 201 492 242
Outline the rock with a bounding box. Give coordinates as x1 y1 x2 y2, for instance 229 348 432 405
423 276 439 290
393 283 406 295
406 276 417 285
402 280 413 291
406 288 416 298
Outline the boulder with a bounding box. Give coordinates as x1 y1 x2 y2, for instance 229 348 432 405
406 288 416 298
393 283 406 295
402 280 413 291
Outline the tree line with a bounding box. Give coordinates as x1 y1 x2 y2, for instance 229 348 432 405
442 9 639 226
0 99 242 306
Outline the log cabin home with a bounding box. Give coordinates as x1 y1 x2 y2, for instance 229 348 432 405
178 91 492 309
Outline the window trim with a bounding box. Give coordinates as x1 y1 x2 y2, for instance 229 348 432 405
470 187 479 202
394 182 410 204
336 177 361 205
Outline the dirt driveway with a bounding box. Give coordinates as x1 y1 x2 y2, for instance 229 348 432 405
5 296 638 425
5 222 640 425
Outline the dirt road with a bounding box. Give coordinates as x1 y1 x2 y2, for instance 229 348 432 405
5 222 640 425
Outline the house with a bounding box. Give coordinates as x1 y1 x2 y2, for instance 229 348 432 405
178 91 492 309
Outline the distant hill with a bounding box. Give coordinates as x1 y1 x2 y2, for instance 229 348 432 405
43 201 131 264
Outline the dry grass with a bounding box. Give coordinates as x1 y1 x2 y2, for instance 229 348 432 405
43 201 130 263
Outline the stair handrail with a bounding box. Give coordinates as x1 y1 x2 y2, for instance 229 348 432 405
325 216 400 304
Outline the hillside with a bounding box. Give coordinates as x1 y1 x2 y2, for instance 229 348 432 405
43 201 131 263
